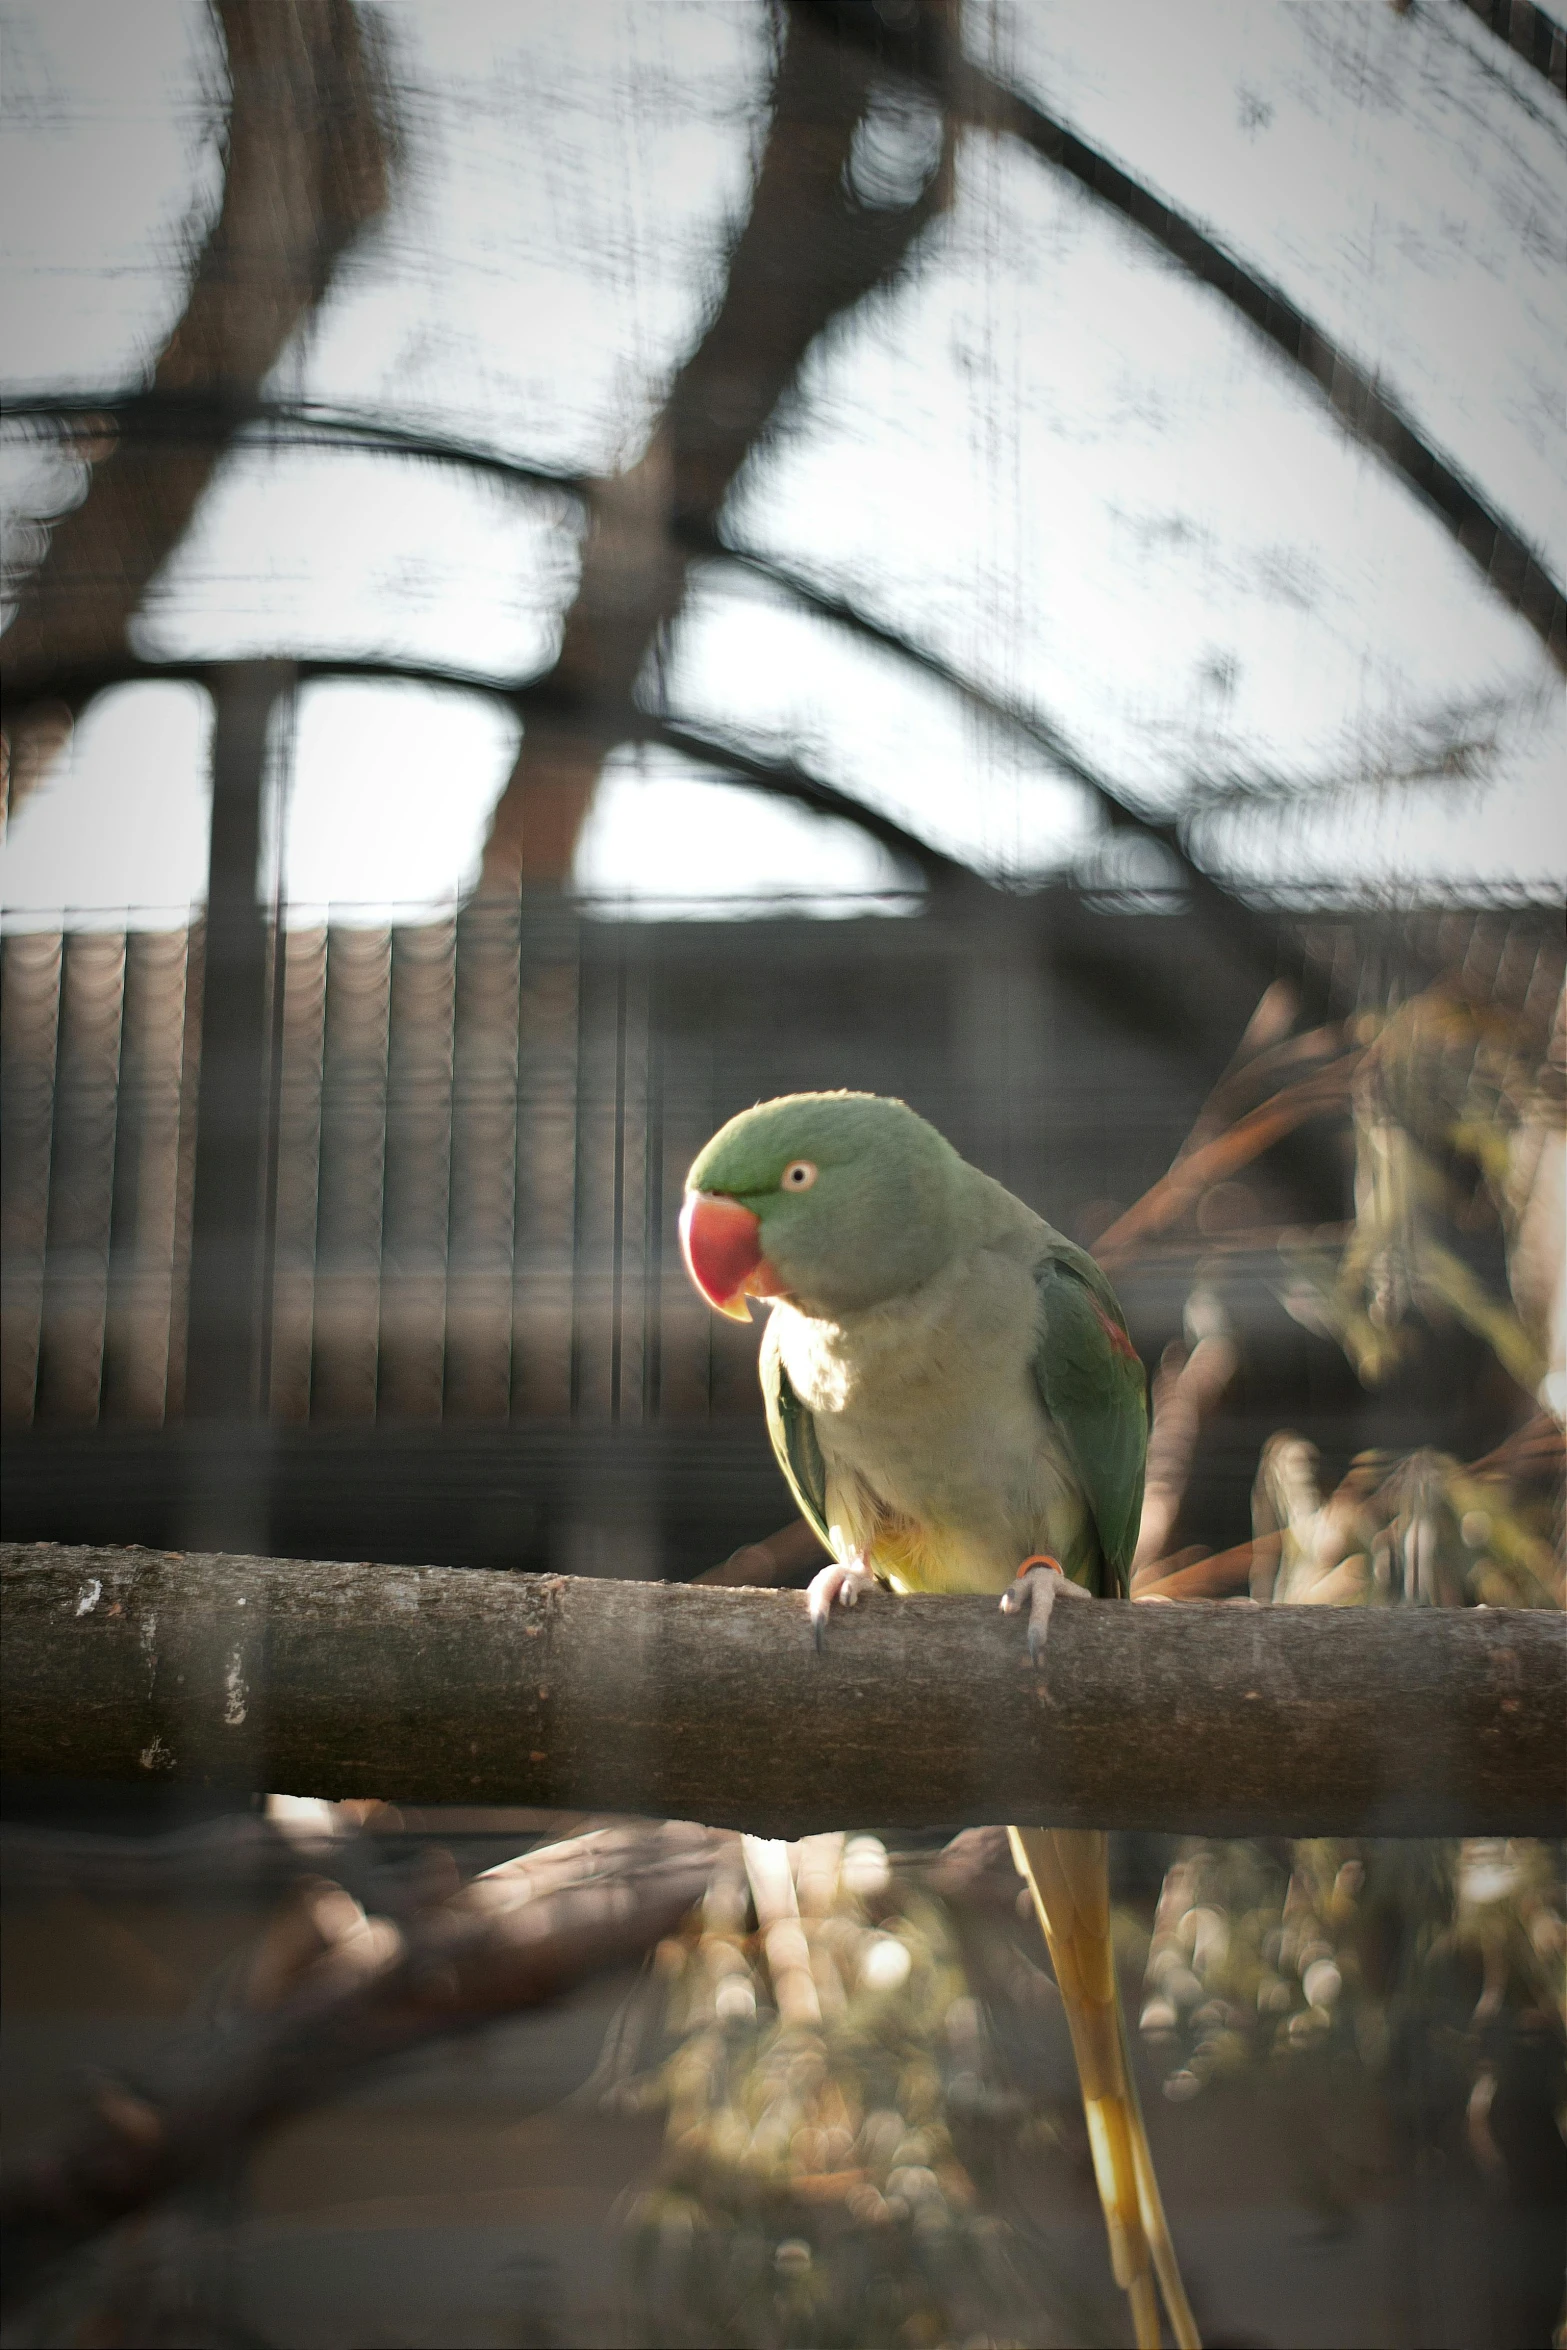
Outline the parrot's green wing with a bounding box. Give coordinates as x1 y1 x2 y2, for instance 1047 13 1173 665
760 1319 832 1550
1032 1245 1148 1598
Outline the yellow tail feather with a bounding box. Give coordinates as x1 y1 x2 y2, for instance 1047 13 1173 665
1009 1827 1201 2350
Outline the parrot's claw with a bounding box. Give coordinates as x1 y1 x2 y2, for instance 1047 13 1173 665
807 1559 879 1653
1000 1555 1088 1664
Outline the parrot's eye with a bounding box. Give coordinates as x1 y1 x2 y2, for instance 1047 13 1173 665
780 1160 817 1191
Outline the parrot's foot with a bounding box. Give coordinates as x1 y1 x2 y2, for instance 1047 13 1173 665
807 1558 879 1653
1000 1554 1089 1665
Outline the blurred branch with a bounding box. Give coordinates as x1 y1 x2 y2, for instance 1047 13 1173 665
477 0 961 891
0 1807 588 1899
2 0 395 819
1132 1537 1270 1605
647 716 957 882
822 8 1567 673
1134 1416 1565 1610
1182 684 1533 822
3 1540 1562 1837
1131 1312 1241 1579
1092 1057 1360 1268
696 1517 829 1588
1169 982 1323 1154
1466 1410 1566 1486
0 1820 724 2314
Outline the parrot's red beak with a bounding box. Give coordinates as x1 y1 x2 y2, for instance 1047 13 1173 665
680 1191 785 1321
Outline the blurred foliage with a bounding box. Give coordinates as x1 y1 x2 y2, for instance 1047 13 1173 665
1279 984 1563 1402
608 1835 1084 2350
1135 1837 1564 2136
1250 1415 1563 1610
1131 974 1566 2291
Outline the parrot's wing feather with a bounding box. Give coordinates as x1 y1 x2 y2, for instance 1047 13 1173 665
1032 1245 1147 1597
760 1317 832 1549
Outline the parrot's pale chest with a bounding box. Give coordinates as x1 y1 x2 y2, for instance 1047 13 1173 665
769 1245 1089 1593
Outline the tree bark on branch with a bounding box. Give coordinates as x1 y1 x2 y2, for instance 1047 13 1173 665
3 1541 1561 1839
2 0 393 820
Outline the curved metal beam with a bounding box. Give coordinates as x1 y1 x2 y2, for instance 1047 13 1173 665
823 6 1567 671
0 392 588 504
1455 0 1567 98
0 646 963 886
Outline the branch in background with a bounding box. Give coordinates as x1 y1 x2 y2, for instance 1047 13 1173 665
1132 1537 1275 1606
1465 1410 1566 1488
477 0 959 890
0 392 589 504
0 1820 724 2313
0 631 986 886
1 0 394 823
1132 1419 1565 1610
1171 981 1306 1156
696 1517 828 1588
1130 1307 1241 1580
0 1815 1098 2329
1092 1057 1360 1269
0 1804 600 1906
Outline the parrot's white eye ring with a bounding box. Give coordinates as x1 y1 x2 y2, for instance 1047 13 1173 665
781 1160 818 1191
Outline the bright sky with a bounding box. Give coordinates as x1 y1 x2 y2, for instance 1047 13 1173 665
2 0 1563 924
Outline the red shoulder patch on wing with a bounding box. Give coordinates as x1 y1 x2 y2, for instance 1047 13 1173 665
1092 1300 1139 1364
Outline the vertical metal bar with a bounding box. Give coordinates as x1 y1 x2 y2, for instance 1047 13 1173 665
310 923 392 1420
265 922 327 1422
442 900 521 1418
35 928 127 1424
255 684 297 1418
510 893 578 1419
377 916 456 1421
183 661 294 1420
644 930 664 1421
609 940 628 1424
101 925 192 1423
0 929 64 1425
567 914 589 1423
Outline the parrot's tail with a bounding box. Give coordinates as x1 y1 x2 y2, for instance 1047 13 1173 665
1009 1826 1201 2350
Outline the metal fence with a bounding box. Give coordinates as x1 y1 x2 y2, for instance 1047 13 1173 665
3 888 1561 1586
7 892 1562 1437
1 889 1227 1432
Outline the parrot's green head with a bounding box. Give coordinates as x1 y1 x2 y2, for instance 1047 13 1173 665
681 1091 964 1319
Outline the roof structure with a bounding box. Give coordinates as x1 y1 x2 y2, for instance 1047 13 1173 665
2 0 1564 921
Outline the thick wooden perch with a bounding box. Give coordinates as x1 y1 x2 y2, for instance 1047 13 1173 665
2 1542 1561 1838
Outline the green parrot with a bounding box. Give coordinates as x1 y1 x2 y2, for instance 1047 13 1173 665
680 1089 1199 2350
